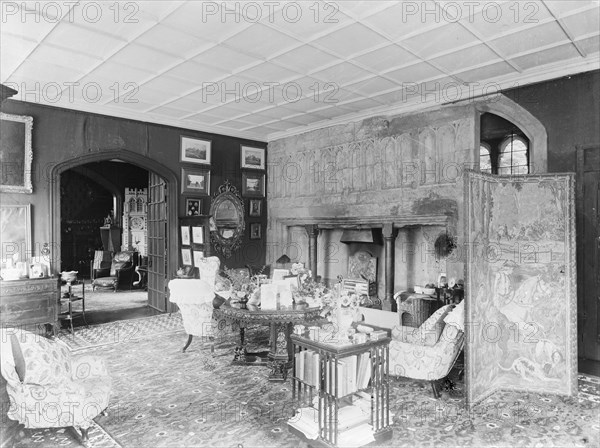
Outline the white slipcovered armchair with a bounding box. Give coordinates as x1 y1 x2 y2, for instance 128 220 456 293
168 256 226 353
389 301 465 398
0 328 111 443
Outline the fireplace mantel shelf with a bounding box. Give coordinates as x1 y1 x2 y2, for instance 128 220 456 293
276 214 449 229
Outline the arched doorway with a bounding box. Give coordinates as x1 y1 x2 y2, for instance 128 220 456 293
49 150 179 313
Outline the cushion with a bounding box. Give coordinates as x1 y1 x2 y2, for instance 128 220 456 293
197 256 220 286
10 334 26 382
443 300 465 332
94 277 117 287
110 261 131 276
113 252 134 263
12 333 72 385
392 305 452 346
392 325 439 346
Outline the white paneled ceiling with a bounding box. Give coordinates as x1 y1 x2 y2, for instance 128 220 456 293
1 1 599 141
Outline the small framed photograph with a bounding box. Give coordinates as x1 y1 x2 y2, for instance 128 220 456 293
180 136 211 165
180 225 191 245
185 198 202 216
250 222 261 240
192 226 204 244
242 172 265 198
283 274 300 290
181 248 192 266
271 268 289 282
241 145 265 170
193 250 205 266
182 168 210 195
249 199 261 217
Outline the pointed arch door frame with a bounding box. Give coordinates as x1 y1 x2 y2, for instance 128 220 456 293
49 150 179 312
473 94 548 174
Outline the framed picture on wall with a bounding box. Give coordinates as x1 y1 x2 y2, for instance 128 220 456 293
242 172 265 198
249 199 261 217
192 226 204 244
180 225 191 245
186 198 202 216
181 248 192 266
0 113 33 194
250 222 261 240
182 168 210 195
241 145 265 170
193 250 205 266
0 204 31 270
180 136 211 165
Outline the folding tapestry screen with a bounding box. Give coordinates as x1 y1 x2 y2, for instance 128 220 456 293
464 171 577 407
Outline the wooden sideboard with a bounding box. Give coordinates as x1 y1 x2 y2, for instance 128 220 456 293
0 277 60 334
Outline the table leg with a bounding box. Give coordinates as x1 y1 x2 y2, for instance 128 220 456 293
268 322 291 382
234 326 247 363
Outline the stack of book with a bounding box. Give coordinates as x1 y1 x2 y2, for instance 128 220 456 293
294 350 321 389
324 352 372 397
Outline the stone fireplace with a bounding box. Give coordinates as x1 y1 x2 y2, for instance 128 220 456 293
274 214 452 310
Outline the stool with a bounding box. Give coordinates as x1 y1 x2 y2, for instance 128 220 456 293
59 280 88 333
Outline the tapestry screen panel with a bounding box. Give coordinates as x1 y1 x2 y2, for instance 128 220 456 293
465 171 577 406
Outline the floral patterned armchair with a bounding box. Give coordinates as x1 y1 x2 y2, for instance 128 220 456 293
389 303 465 398
168 256 234 353
0 328 111 443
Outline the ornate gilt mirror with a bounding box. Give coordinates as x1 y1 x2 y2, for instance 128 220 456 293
210 180 245 258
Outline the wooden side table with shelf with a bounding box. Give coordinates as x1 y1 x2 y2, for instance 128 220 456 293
59 279 88 333
288 333 392 447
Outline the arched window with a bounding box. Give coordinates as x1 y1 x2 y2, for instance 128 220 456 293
479 143 492 173
498 134 529 175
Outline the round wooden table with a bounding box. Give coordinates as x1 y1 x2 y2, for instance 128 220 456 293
214 302 322 381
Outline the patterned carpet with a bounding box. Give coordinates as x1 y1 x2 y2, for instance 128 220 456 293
57 313 184 350
10 314 600 448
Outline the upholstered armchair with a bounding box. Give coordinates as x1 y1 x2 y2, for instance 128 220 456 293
0 328 111 443
168 256 226 353
389 302 465 398
92 251 138 292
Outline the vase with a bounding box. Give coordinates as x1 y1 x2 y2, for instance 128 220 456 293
334 306 356 340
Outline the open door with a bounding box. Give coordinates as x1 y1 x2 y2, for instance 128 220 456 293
147 172 168 312
464 171 577 407
577 145 600 361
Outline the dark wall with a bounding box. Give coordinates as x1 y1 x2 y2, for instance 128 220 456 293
504 70 600 172
0 100 267 269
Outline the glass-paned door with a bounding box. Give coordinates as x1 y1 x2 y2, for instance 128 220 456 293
147 172 168 312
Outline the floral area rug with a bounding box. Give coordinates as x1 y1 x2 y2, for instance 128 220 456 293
57 312 184 351
11 422 120 448
13 317 600 448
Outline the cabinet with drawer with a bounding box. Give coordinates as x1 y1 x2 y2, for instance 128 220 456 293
0 277 59 334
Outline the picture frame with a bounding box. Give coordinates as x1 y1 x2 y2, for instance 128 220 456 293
181 248 192 266
185 198 202 216
249 199 261 217
0 204 32 268
241 145 265 170
193 250 205 266
250 222 261 240
180 136 211 165
180 225 191 245
242 172 265 198
192 226 204 244
271 268 289 282
0 113 33 194
182 168 210 195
